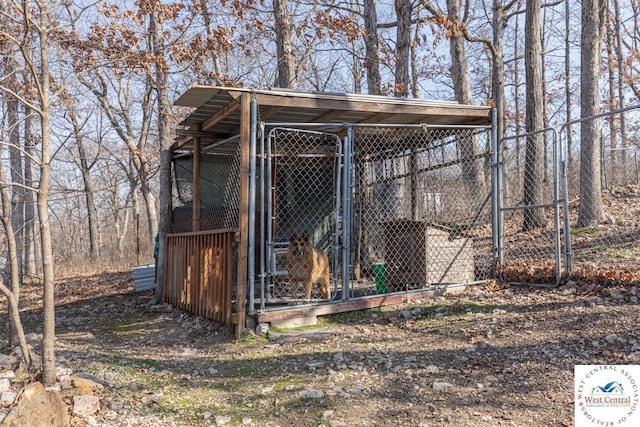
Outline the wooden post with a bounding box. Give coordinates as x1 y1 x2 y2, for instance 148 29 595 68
192 124 201 232
235 93 251 338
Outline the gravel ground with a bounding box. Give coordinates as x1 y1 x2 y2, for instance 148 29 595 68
3 272 640 426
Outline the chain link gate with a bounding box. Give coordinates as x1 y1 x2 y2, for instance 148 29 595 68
256 122 495 312
259 128 342 307
559 104 640 279
498 128 564 283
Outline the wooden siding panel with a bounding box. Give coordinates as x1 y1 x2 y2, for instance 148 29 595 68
164 229 238 325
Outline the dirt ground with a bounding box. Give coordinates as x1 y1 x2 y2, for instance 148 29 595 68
2 271 640 427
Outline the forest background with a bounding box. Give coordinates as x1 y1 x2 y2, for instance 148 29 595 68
0 0 635 385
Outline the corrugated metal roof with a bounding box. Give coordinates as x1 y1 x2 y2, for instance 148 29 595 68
172 86 492 153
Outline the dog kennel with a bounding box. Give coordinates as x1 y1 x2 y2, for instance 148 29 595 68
166 86 496 336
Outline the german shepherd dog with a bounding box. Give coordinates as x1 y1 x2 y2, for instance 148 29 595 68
286 232 331 300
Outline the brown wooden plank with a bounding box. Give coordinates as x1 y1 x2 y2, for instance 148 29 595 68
235 93 251 338
225 232 232 325
248 92 491 119
192 125 201 232
201 98 240 131
255 287 461 323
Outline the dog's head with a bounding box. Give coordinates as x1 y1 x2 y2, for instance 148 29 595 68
288 232 310 257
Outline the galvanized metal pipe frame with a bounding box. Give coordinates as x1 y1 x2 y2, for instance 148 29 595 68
557 103 640 276
251 120 494 312
499 127 563 284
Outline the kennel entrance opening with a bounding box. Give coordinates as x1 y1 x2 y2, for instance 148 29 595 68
259 127 343 308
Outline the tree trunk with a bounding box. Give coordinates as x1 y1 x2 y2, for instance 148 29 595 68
71 112 101 258
578 0 607 227
522 0 547 230
613 0 628 175
273 0 297 88
150 6 174 305
38 18 57 387
8 97 24 281
394 0 411 97
23 107 37 278
199 0 222 83
491 0 509 204
605 16 617 188
564 0 574 170
514 13 522 173
363 0 382 95
447 0 486 197
0 147 31 370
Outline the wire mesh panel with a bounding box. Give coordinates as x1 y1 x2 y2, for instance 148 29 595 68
173 140 241 232
559 106 640 279
499 129 561 282
172 140 241 299
350 126 493 295
261 128 342 303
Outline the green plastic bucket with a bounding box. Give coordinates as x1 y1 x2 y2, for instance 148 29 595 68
372 263 388 294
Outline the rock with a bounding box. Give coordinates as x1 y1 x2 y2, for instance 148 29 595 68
609 288 624 300
299 390 324 399
73 378 97 395
108 400 124 411
2 382 70 427
432 381 453 391
0 355 18 370
215 414 231 425
242 417 253 425
0 391 17 407
400 309 412 319
149 303 173 313
306 361 325 370
423 365 440 374
0 378 11 393
25 333 42 343
255 323 269 335
72 372 110 387
140 393 162 404
73 395 101 417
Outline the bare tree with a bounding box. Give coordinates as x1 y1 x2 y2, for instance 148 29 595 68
66 101 101 258
363 0 382 95
0 0 60 385
522 0 547 230
150 2 175 305
578 0 608 227
273 0 297 88
420 0 487 195
394 0 412 97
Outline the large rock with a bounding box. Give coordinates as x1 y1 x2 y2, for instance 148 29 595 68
72 395 100 417
0 356 17 371
1 382 70 427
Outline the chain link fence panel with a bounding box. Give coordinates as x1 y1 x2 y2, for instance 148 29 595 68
350 126 493 295
560 106 640 280
499 129 562 283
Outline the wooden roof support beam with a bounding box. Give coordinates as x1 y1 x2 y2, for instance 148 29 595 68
201 98 241 131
